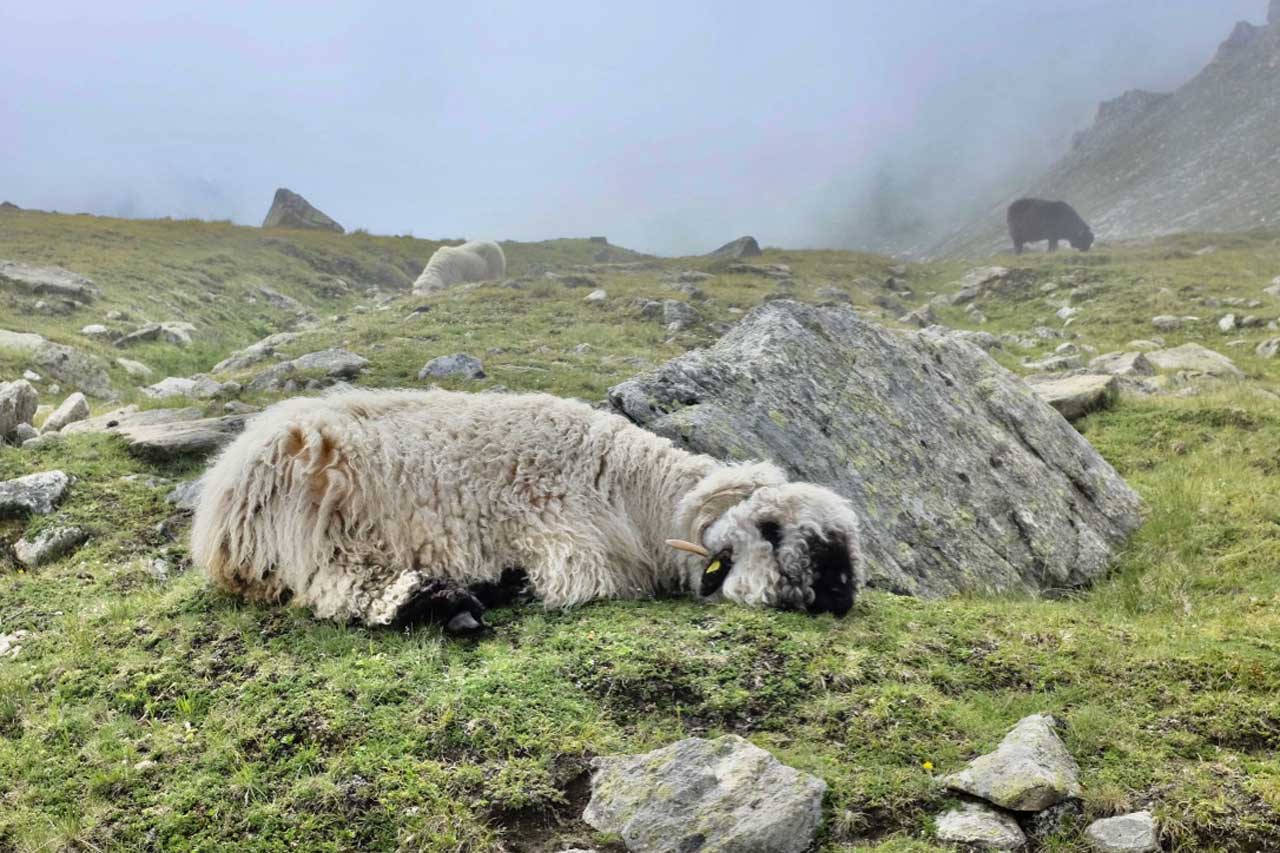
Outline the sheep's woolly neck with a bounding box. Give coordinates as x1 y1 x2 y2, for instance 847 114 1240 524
191 388 732 624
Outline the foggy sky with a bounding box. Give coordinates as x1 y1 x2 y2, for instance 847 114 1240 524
0 1 1266 255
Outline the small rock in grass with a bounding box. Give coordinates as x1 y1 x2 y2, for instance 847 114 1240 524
942 713 1082 811
14 525 90 567
418 353 485 381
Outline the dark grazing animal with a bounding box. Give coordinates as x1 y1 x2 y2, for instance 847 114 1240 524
1006 198 1094 254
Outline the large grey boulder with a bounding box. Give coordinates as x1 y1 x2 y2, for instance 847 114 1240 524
935 803 1026 850
0 330 114 398
942 714 1082 811
608 301 1143 598
0 260 100 304
0 471 70 517
583 735 825 853
707 235 762 259
1085 811 1158 853
14 525 90 568
40 392 89 433
62 405 203 436
261 188 344 233
1146 343 1243 378
0 380 38 442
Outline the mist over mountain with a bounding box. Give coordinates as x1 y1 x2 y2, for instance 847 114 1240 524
0 1 1265 255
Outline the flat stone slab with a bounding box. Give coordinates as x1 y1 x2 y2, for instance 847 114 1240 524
583 735 825 853
0 471 70 517
62 406 203 435
0 259 100 303
935 803 1026 850
117 414 248 462
609 301 1143 598
1146 343 1243 378
1027 374 1119 421
942 713 1082 812
1085 811 1159 852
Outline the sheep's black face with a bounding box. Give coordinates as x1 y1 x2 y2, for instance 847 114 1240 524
1071 227 1094 252
687 483 864 617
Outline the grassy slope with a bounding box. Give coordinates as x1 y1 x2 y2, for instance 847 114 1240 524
1 213 1280 851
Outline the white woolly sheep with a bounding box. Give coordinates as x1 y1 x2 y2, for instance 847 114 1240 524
412 240 506 293
191 388 864 631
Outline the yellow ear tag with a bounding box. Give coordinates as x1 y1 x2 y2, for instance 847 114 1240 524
704 559 722 575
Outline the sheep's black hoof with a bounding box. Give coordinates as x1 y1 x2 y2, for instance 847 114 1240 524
397 579 488 634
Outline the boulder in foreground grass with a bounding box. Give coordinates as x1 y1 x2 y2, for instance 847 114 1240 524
1146 343 1243 378
942 714 1082 811
0 471 70 517
609 301 1143 597
583 735 824 853
14 525 90 568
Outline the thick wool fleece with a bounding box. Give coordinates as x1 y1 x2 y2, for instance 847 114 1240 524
412 240 506 292
191 389 865 624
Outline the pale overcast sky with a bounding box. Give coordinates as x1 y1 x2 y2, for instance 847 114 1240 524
0 1 1266 254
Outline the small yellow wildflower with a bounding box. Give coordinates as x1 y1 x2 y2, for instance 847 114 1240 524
922 760 934 771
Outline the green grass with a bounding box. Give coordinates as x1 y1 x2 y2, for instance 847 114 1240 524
2 213 1280 850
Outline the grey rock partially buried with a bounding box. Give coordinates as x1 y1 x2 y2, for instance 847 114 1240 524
609 301 1143 598
14 525 91 568
1085 810 1159 852
942 714 1082 812
583 735 825 853
934 803 1026 850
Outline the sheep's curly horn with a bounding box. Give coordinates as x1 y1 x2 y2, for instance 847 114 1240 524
665 538 710 557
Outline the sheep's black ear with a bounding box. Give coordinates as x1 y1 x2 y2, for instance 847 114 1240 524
700 554 732 597
758 520 783 550
805 533 855 617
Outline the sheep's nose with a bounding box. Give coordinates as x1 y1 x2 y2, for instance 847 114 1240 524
806 569 854 617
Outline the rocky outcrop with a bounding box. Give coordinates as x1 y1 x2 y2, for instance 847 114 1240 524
213 332 300 372
609 301 1143 598
261 188 344 233
0 329 114 398
707 235 762 259
0 260 101 306
583 735 825 853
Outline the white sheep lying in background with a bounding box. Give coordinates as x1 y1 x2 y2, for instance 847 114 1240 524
191 389 864 631
412 240 506 293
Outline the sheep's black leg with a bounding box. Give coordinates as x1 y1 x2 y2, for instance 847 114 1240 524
396 578 488 634
467 567 531 609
